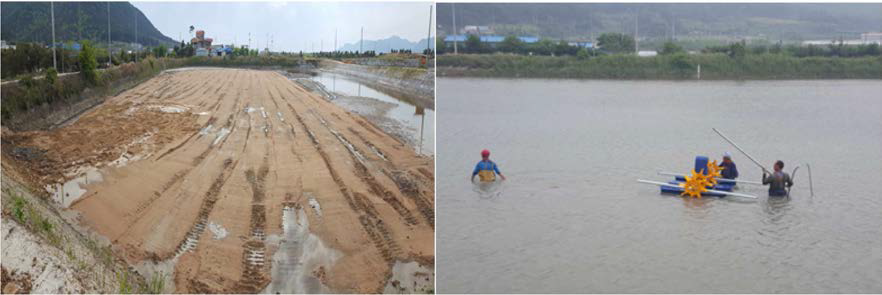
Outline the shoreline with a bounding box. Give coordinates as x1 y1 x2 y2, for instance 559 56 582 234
437 54 882 80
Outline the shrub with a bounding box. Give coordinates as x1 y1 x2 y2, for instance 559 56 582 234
79 40 100 85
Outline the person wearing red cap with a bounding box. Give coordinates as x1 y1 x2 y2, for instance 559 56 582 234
472 149 506 182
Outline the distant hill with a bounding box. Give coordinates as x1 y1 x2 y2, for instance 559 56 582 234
436 3 882 42
337 36 434 53
1 1 176 47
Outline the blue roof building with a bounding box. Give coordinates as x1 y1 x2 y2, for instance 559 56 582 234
443 35 539 44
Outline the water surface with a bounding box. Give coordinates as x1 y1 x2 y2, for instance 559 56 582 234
312 73 434 155
437 78 882 293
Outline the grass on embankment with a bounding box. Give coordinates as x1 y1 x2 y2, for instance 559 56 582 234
438 53 882 80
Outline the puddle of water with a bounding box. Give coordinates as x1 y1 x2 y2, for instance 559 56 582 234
149 105 189 113
383 261 435 294
264 206 340 294
208 221 228 240
307 197 322 217
199 124 214 135
45 168 103 208
213 128 230 145
309 73 434 155
277 112 285 122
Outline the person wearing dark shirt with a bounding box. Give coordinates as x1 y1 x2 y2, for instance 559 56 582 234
763 160 794 196
719 152 739 179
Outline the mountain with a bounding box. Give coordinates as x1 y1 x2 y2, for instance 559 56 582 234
1 1 176 47
436 3 882 42
337 36 435 53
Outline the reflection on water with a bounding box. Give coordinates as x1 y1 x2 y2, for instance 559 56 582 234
437 78 882 293
311 73 434 155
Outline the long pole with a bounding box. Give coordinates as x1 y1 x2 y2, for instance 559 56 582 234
360 26 364 53
51 2 57 69
134 13 138 62
426 4 433 55
452 3 458 54
712 128 770 172
334 28 337 52
806 163 814 197
634 8 639 55
107 2 111 65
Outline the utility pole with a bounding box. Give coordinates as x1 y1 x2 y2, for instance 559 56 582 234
426 4 432 55
107 2 111 65
452 3 458 54
360 26 364 53
51 1 57 69
135 13 138 62
321 39 323 52
334 28 337 52
634 8 639 55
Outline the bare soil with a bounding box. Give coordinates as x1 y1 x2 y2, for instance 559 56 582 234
1 68 434 293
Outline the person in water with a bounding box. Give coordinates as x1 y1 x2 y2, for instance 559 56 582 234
762 160 793 196
719 152 739 179
472 149 506 183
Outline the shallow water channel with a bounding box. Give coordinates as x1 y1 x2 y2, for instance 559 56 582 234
436 78 882 293
310 72 434 155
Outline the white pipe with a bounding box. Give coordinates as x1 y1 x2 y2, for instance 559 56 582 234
806 163 814 196
712 128 770 172
656 171 762 185
637 179 759 199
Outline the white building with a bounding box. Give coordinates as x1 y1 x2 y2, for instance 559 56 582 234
861 32 882 44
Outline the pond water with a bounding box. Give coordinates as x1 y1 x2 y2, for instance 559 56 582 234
311 73 434 155
436 78 882 293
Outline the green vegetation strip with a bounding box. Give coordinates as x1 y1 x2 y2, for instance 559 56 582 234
438 53 882 80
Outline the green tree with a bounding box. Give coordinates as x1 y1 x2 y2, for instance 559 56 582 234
78 40 99 85
152 45 167 57
554 40 576 56
597 33 635 54
436 37 447 54
728 41 747 59
465 35 484 54
45 67 58 85
659 41 684 55
531 39 556 55
576 48 590 60
498 35 523 54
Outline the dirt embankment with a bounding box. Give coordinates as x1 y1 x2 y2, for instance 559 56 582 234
1 68 434 293
320 60 434 109
1 165 141 293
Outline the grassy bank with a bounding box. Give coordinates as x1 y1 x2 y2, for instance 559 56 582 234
0 55 316 127
437 53 882 80
1 57 187 123
184 55 318 69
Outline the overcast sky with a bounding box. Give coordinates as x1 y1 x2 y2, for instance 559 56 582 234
133 1 434 52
